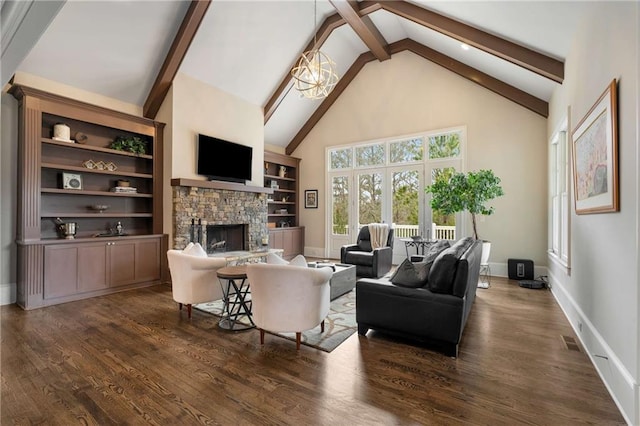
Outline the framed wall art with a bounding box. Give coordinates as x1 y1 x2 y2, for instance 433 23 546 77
571 79 619 214
305 190 318 209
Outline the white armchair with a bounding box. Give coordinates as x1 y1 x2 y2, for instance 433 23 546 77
167 243 227 319
245 263 332 350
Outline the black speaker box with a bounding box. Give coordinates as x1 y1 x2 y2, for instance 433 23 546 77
508 258 534 280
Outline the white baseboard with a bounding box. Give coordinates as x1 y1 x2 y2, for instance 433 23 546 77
304 247 327 259
549 270 638 426
0 283 16 305
486 262 547 280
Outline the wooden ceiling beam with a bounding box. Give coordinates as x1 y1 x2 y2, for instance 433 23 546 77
263 13 346 123
328 0 390 61
361 0 564 83
143 0 211 119
285 51 377 155
285 38 548 155
393 39 548 117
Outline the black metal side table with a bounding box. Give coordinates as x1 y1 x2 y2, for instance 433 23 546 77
216 265 255 331
400 238 436 259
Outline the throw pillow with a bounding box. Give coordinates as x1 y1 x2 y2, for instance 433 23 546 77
428 237 474 294
390 258 430 288
289 254 308 267
183 242 207 257
266 252 288 265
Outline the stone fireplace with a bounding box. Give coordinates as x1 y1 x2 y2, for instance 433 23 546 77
172 184 268 252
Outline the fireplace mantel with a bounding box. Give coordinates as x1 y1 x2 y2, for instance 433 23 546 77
171 178 273 194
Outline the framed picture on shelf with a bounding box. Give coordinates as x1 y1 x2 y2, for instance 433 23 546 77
305 189 318 209
571 79 618 214
62 172 83 190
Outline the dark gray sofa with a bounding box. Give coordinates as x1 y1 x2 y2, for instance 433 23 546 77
356 238 482 357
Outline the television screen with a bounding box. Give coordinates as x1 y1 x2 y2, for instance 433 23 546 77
197 134 252 183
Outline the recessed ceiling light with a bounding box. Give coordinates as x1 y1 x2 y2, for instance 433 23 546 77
461 43 470 51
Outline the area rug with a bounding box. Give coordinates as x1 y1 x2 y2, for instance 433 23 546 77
194 289 356 352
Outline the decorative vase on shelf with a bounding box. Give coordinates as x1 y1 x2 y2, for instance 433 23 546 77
279 166 287 178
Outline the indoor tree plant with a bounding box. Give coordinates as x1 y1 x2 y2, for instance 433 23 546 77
425 169 504 241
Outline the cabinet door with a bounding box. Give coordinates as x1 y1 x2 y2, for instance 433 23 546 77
109 241 136 287
135 239 160 282
292 227 304 257
269 230 284 251
283 230 294 259
44 246 78 299
78 243 108 292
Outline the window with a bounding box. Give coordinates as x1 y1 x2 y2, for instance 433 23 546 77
326 128 465 259
549 124 570 267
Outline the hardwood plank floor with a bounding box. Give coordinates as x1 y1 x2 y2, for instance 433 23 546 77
1 277 625 425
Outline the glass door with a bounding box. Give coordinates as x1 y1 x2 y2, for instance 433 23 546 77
389 165 424 264
426 165 458 241
327 174 351 259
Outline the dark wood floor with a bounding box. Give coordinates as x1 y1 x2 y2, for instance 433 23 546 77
1 277 625 425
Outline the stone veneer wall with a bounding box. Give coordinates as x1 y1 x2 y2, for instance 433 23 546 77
173 186 268 251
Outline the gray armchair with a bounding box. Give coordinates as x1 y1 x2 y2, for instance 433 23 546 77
340 225 394 278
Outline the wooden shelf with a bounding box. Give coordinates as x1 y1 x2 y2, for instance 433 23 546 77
270 188 296 194
41 212 152 218
10 84 166 310
265 174 296 182
42 163 153 179
268 213 296 217
42 138 153 159
268 201 296 205
171 178 272 194
41 188 153 198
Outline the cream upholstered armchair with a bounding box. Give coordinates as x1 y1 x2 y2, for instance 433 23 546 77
245 261 332 350
167 243 227 319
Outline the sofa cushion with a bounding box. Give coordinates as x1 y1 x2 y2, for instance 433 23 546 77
428 237 474 294
390 258 430 288
344 251 374 266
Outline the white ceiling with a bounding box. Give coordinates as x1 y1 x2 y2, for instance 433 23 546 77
12 0 595 148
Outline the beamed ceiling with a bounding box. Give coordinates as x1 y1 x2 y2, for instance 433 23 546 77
7 0 595 154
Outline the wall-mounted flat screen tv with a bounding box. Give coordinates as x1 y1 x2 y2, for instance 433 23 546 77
197 134 252 183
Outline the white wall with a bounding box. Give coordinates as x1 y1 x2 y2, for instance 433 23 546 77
292 51 548 272
547 3 639 424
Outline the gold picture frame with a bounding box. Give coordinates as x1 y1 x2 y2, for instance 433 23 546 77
571 79 619 214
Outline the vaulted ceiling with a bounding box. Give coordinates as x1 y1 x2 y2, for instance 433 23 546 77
6 1 595 153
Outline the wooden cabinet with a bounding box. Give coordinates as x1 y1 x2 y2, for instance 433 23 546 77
109 238 160 287
10 85 166 309
269 227 304 260
41 236 163 305
264 151 304 259
264 151 300 228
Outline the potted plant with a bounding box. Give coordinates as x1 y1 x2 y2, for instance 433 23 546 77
425 169 504 271
109 136 148 155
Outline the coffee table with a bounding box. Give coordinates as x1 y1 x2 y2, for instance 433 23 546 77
322 263 356 300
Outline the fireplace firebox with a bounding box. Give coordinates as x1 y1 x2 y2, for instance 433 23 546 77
206 224 247 253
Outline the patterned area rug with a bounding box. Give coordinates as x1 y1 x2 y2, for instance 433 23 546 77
194 289 356 352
